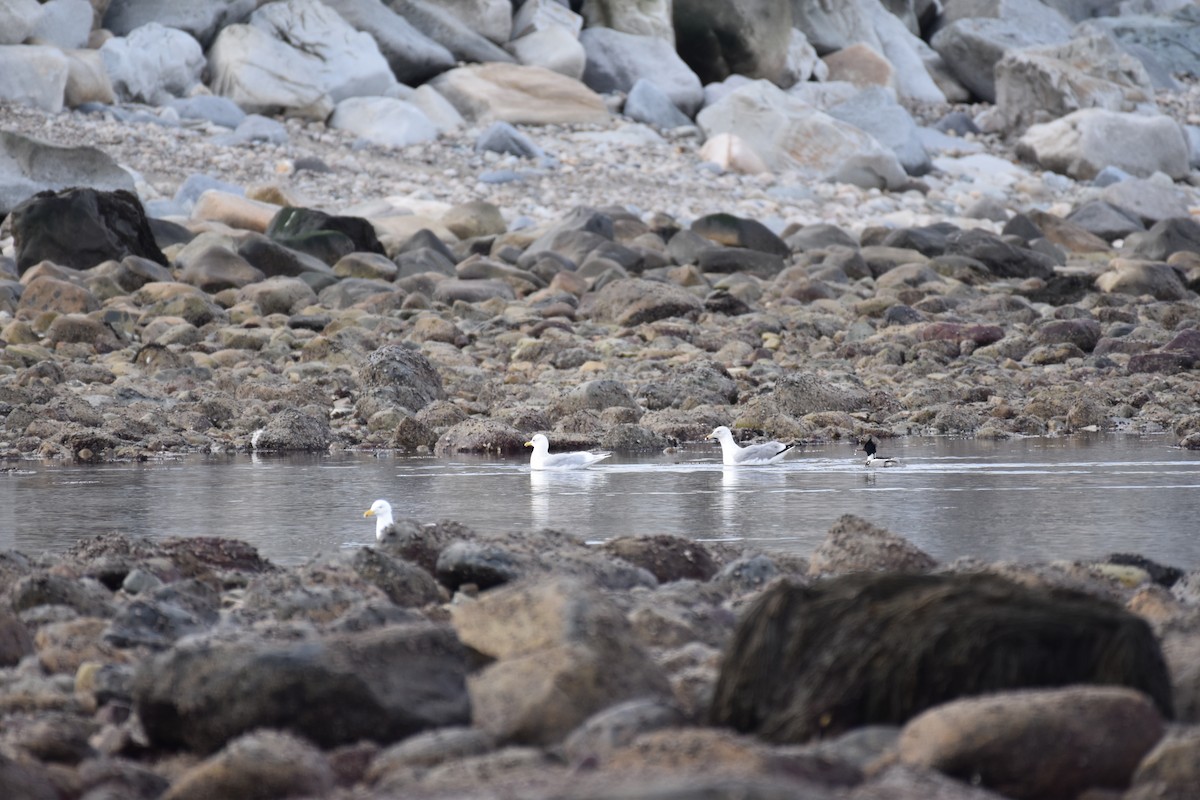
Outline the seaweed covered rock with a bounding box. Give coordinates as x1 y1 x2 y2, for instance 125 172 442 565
710 572 1173 743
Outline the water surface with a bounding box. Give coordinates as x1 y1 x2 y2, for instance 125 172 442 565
3 435 1198 569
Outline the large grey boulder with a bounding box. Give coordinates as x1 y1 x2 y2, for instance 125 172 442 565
0 0 41 45
100 23 206 104
30 0 93 49
932 8 1072 102
826 86 931 176
506 25 587 81
436 0 512 44
995 33 1157 131
209 0 395 118
580 27 703 116
133 625 471 753
1086 5 1200 81
430 63 609 126
673 0 792 86
357 344 447 417
0 131 134 217
791 0 948 103
0 46 68 114
697 80 908 190
103 0 259 48
249 0 396 101
387 0 515 64
317 0 456 85
329 97 439 149
1016 109 1190 181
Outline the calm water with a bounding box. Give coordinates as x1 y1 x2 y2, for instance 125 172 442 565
2 435 1199 569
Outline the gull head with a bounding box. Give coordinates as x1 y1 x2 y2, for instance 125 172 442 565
364 499 395 540
524 434 549 452
706 426 733 443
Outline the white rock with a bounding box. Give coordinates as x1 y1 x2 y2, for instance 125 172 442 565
64 49 115 108
580 27 704 116
209 24 334 118
699 133 769 175
410 85 465 134
435 0 513 44
792 0 946 104
697 79 907 190
0 0 41 45
995 33 1157 131
780 28 827 88
506 26 587 81
329 96 439 148
100 23 205 104
102 0 258 48
249 0 396 103
1017 109 1190 181
581 0 674 44
430 63 609 126
0 45 68 113
30 0 93 49
513 0 583 39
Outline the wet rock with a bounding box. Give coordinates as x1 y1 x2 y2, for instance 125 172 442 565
549 379 639 419
176 246 265 292
450 577 671 744
251 408 331 452
366 726 495 784
942 229 1054 280
11 187 167 274
710 572 1173 743
0 610 35 665
1034 318 1102 352
691 212 788 257
1 709 96 764
434 418 525 456
808 514 937 576
600 423 668 451
563 698 687 767
0 130 135 217
1127 728 1200 800
897 686 1164 800
17 275 101 318
0 752 59 800
11 572 116 618
237 275 319 315
848 763 1015 800
1125 217 1200 262
773 372 872 416
267 205 385 260
237 232 335 280
104 578 220 650
436 540 528 591
601 535 718 583
161 729 335 800
133 623 470 753
357 344 447 416
345 551 444 606
582 277 704 325
1096 259 1188 301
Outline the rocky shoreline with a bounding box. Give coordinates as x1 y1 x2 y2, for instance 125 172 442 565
1 510 1199 800
3 1 1200 797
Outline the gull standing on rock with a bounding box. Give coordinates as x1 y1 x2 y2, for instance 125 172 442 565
525 434 612 471
706 426 796 466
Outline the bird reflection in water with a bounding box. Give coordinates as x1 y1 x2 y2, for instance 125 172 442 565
529 469 604 532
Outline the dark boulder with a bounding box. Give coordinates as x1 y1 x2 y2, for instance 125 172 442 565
942 229 1055 280
133 624 471 753
266 206 385 264
600 535 718 583
710 572 1173 743
11 188 167 274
